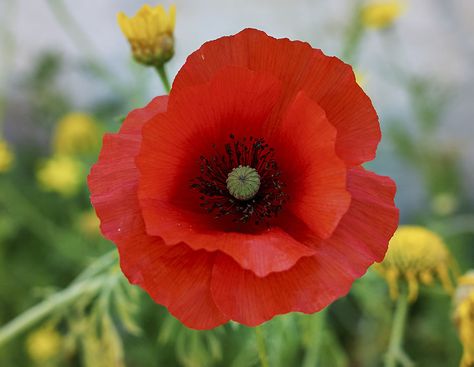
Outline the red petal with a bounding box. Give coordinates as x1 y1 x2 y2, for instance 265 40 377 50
137 67 316 277
88 96 228 329
319 167 399 269
211 254 342 326
269 91 351 239
139 199 315 277
210 167 398 326
120 96 169 135
89 96 168 241
173 28 380 166
122 239 229 329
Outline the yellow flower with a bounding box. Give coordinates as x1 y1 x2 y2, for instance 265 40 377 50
361 1 405 29
26 326 61 363
53 113 100 156
118 4 176 67
0 139 13 173
375 225 455 302
78 209 101 237
37 155 83 196
454 271 474 367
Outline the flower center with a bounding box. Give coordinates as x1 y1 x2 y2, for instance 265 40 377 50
226 165 261 200
191 134 287 225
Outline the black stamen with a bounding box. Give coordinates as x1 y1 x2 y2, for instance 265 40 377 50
190 135 288 225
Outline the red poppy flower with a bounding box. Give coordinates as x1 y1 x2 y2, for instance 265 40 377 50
89 28 399 329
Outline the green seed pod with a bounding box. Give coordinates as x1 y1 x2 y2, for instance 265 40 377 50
226 165 261 200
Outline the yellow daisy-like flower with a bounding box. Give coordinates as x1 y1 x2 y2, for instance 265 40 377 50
0 139 14 173
26 326 61 363
118 4 176 67
37 155 83 197
53 113 100 156
375 225 455 302
454 271 474 367
361 1 405 29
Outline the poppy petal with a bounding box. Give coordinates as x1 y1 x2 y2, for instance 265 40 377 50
210 167 398 326
139 199 316 277
269 91 351 239
88 96 228 329
173 28 380 166
89 96 168 241
211 254 341 326
318 167 399 269
121 238 230 329
120 95 169 135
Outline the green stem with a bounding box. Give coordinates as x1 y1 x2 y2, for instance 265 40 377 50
341 0 365 64
385 291 413 367
0 179 69 244
0 0 17 131
255 326 270 367
45 0 96 56
72 250 117 284
44 0 125 94
302 309 327 367
0 275 109 347
155 64 171 93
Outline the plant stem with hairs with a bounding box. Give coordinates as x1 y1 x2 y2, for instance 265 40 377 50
0 251 118 347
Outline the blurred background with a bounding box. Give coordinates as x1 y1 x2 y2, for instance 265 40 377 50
0 0 473 366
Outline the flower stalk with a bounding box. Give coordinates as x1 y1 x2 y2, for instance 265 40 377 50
342 0 364 63
155 64 171 93
0 250 118 348
0 276 106 347
255 326 270 367
302 310 327 367
45 0 96 57
45 0 126 95
385 291 414 367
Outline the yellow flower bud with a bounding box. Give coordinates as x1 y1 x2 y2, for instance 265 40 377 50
361 1 405 29
0 139 14 173
53 113 100 156
375 225 455 302
37 155 83 197
118 4 176 67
